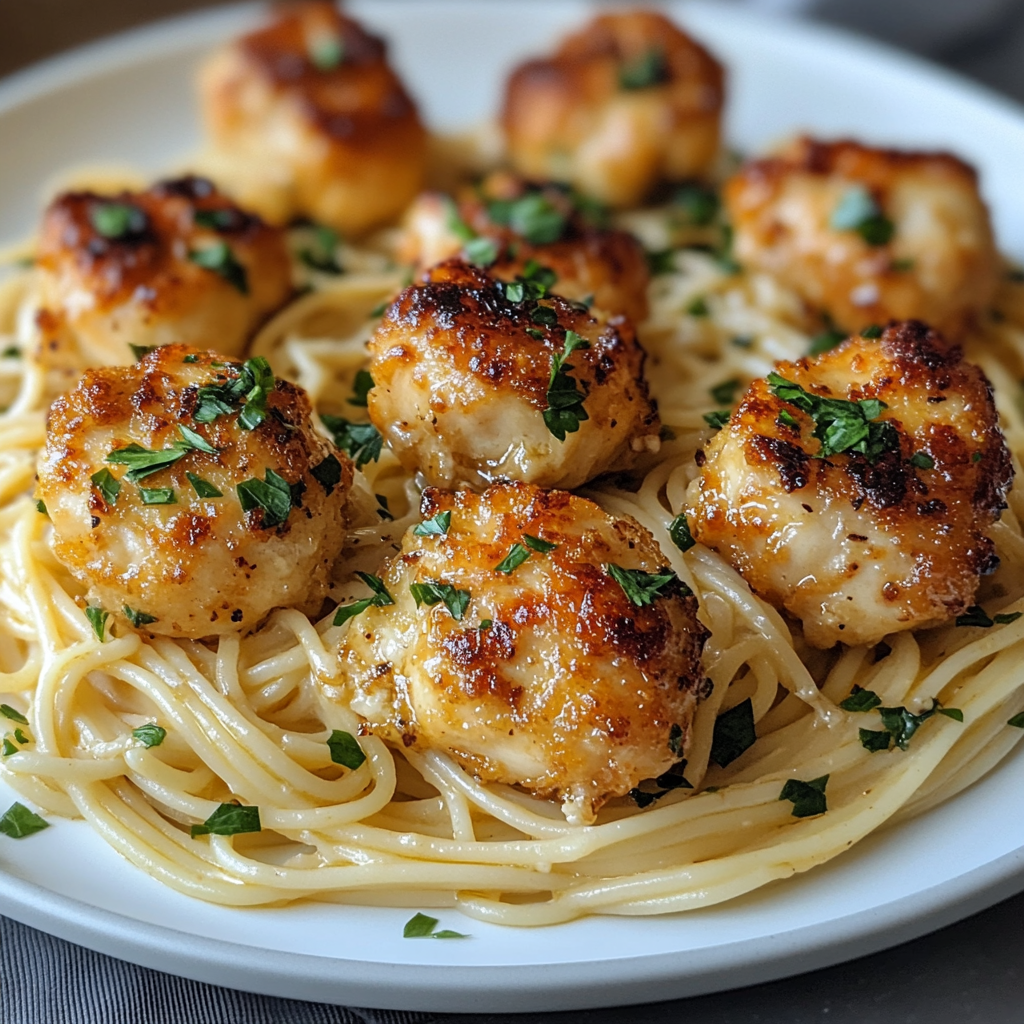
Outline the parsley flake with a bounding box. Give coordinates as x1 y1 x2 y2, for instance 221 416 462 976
90 201 147 240
669 513 695 552
190 802 261 838
123 606 158 628
311 454 343 496
348 370 374 407
703 410 730 430
85 606 109 642
830 186 894 246
0 705 28 725
808 328 847 356
410 581 471 620
139 487 176 505
320 415 382 468
333 572 394 626
619 48 669 90
188 241 248 294
956 605 1022 628
910 452 934 470
606 564 685 606
543 330 590 441
463 236 498 267
186 472 223 498
710 379 741 405
237 468 295 528
522 534 557 554
90 468 121 506
34 500 47 516
767 372 898 463
495 544 531 574
414 511 452 537
309 33 345 71
839 686 881 712
675 184 719 226
859 728 892 752
297 224 342 274
403 912 468 939
132 723 166 747
1008 712 1024 729
486 193 566 245
710 698 756 767
0 802 49 839
779 775 828 818
327 730 366 770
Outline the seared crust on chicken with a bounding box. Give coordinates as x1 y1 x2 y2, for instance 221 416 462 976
35 176 291 369
687 322 1013 648
199 1 427 235
367 258 661 490
398 174 651 323
724 137 999 340
336 482 708 824
501 10 724 208
36 344 352 639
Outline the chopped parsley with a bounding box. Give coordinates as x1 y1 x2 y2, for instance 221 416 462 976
297 225 342 274
1008 712 1024 729
320 415 383 468
829 185 894 246
956 605 1022 628
808 328 847 356
686 296 709 317
767 372 898 463
463 236 499 267
89 201 147 240
403 912 468 939
105 443 184 482
139 487 176 505
479 619 493 631
193 357 275 429
327 730 366 770
375 494 393 521
710 698 756 767
675 184 719 226
309 32 345 70
190 802 261 838
606 564 685 606
34 500 47 516
90 468 121 506
188 241 248 294
410 581 471 620
186 472 223 498
132 723 166 747
0 705 28 725
859 728 892 753
414 511 451 537
860 324 883 339
523 534 557 554
777 409 800 430
909 452 934 470
779 775 828 818
193 208 238 232
0 802 49 839
859 700 963 752
237 468 296 528
311 454 343 496
333 571 394 626
839 686 881 712
486 192 566 245
619 48 669 90
348 369 374 407
669 513 695 553
668 723 685 757
703 410 730 430
646 248 678 276
710 379 741 405
1 740 16 758
123 606 158 628
495 544 531 574
85 606 108 642
543 330 590 441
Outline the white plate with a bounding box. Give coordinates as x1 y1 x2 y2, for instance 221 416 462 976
2 1 1024 1013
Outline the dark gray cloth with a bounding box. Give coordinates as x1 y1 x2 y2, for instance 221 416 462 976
4 889 1024 1023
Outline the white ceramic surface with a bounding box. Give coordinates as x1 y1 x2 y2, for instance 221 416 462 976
2 2 1024 1012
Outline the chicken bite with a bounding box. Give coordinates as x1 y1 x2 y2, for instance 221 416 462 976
35 176 292 370
199 1 428 235
366 258 661 490
686 321 1013 648
501 10 724 208
36 344 353 639
398 173 651 323
335 482 708 824
723 137 999 340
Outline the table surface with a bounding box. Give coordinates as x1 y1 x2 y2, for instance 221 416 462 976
2 2 1024 1022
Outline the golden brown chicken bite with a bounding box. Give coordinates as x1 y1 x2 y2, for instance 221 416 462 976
335 482 708 824
501 10 724 208
398 174 651 323
35 176 292 370
36 344 353 639
199 1 428 235
366 258 661 490
724 137 999 340
686 321 1013 648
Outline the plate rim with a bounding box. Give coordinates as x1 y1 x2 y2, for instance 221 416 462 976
3 0 1024 1012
